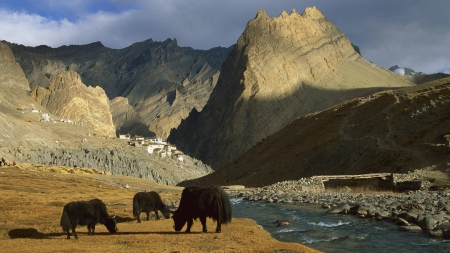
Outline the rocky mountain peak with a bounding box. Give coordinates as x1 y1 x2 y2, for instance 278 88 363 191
170 7 413 169
236 6 354 88
255 9 269 19
30 70 116 137
301 6 325 19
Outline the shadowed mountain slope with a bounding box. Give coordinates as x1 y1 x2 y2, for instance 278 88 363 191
169 7 414 170
4 39 233 139
179 78 450 187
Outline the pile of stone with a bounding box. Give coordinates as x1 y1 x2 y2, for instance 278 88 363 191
393 168 433 191
244 177 325 195
225 187 450 239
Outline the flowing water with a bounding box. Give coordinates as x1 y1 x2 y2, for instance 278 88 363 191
231 198 449 253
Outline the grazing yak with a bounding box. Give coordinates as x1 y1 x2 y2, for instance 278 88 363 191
172 185 232 233
133 191 172 223
60 198 118 239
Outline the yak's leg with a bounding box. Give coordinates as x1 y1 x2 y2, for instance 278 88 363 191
136 212 142 223
185 219 194 233
70 222 78 239
91 224 96 235
87 222 96 235
200 216 208 233
145 211 150 221
215 221 222 233
216 215 222 233
154 209 160 220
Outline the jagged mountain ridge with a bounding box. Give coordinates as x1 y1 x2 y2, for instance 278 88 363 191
179 77 450 187
4 39 233 139
169 7 414 170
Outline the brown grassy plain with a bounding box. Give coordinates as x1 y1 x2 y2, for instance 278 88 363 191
0 164 320 253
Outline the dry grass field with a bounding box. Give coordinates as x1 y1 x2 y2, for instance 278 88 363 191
0 164 320 253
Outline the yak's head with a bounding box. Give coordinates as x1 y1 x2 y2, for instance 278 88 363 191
105 215 118 233
161 205 173 219
172 212 186 232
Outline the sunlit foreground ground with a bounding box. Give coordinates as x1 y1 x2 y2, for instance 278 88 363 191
0 164 320 253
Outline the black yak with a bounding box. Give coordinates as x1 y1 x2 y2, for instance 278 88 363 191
60 198 118 239
133 191 172 223
172 185 232 233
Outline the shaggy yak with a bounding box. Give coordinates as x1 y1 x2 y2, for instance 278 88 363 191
133 191 172 223
60 198 118 239
172 185 232 233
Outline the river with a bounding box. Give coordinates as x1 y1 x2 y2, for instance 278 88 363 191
231 198 449 253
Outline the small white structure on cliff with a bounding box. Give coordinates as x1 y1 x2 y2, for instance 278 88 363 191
41 113 50 122
119 134 131 140
122 135 183 161
146 137 167 154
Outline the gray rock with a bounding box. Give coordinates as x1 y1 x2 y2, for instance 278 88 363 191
418 216 438 230
277 221 291 227
398 225 423 232
327 203 350 214
435 222 450 239
398 212 419 224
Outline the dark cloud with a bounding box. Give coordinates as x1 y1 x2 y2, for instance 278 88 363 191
0 0 449 73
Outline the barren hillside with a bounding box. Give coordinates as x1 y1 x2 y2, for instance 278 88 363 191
180 78 450 187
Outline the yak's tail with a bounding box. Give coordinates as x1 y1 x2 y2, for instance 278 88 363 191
60 205 71 232
133 198 140 218
218 187 232 224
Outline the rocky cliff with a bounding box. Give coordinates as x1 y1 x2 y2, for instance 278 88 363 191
5 39 232 139
180 77 450 187
29 70 116 137
169 7 414 169
0 42 30 91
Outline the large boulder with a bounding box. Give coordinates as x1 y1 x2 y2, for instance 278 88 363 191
418 216 438 230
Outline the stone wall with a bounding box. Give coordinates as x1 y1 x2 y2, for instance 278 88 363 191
393 170 432 191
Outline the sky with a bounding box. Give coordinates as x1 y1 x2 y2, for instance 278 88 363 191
0 0 449 74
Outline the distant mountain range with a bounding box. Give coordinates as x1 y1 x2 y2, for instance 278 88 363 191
389 65 450 84
389 65 425 76
3 39 232 139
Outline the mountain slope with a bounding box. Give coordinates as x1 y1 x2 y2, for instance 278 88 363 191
180 77 450 187
0 41 212 185
5 39 232 139
169 7 414 170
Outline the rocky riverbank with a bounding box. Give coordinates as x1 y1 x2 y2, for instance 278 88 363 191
224 183 450 240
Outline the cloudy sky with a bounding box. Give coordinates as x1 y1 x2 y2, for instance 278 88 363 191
0 0 449 74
